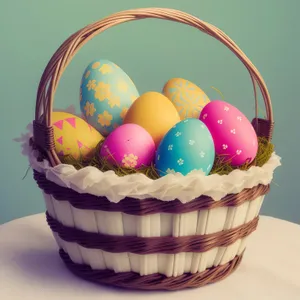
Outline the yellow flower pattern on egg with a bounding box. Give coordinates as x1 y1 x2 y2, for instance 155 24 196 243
94 82 111 102
86 79 97 91
84 102 96 117
98 111 113 127
92 62 101 69
122 153 138 168
163 78 210 120
108 95 121 108
99 64 113 74
80 59 140 136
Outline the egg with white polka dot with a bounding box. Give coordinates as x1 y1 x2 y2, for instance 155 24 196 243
155 118 215 176
199 100 258 166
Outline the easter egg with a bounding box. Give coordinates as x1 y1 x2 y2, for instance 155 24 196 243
52 111 104 160
123 91 181 147
80 59 139 136
199 100 258 166
155 118 215 176
100 123 155 169
163 78 210 120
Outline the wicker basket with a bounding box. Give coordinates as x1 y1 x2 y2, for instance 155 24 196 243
31 8 276 291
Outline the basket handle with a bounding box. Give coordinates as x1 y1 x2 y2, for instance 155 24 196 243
33 8 274 167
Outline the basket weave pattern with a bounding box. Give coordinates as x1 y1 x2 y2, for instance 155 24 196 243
32 8 274 290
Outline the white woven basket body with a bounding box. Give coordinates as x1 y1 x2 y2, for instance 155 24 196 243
44 192 264 277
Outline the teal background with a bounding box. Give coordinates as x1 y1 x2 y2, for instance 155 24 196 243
0 0 298 224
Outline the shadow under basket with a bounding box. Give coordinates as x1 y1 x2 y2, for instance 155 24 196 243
31 8 276 291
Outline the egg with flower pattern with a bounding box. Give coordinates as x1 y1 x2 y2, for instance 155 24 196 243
99 123 155 169
80 59 139 136
52 111 104 160
155 118 215 176
163 78 210 120
199 100 258 166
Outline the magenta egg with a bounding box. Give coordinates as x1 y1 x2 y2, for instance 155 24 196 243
100 123 155 169
199 100 258 166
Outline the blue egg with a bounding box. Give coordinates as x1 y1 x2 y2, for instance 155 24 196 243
80 59 139 136
155 118 215 176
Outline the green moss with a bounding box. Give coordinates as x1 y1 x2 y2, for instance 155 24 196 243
209 137 274 175
60 136 274 179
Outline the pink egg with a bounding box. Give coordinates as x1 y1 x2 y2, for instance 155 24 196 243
199 100 258 166
100 123 155 169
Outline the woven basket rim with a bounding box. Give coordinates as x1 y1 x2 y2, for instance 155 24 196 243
27 128 280 203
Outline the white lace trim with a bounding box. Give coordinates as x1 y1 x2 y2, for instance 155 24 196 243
16 123 281 203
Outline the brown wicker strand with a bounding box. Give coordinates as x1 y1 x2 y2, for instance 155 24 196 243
59 249 244 291
33 8 274 167
32 121 55 151
34 170 269 215
47 212 258 254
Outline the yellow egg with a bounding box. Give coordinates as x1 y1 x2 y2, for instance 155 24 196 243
52 111 104 160
123 91 181 147
162 78 210 120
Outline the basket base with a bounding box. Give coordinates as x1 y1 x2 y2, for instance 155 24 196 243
59 249 244 291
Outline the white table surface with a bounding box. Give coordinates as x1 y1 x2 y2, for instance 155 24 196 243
0 214 300 300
